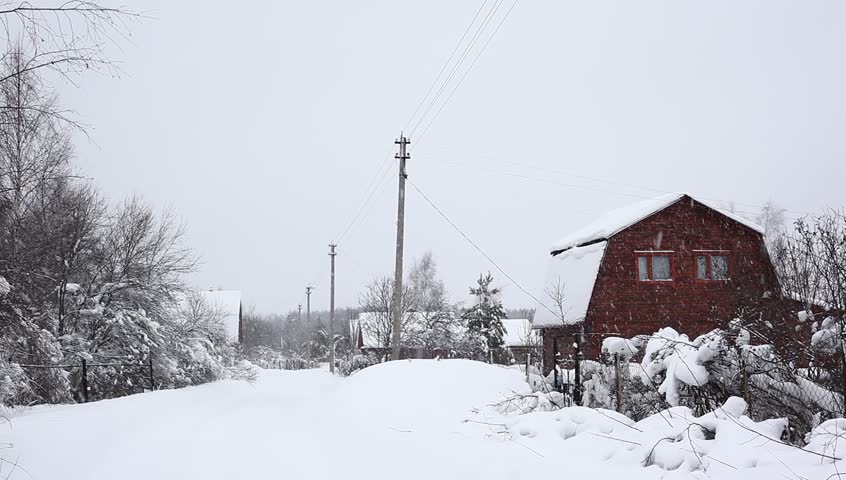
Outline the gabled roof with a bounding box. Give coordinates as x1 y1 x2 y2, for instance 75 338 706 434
550 193 764 255
197 290 242 341
350 311 459 349
501 319 541 347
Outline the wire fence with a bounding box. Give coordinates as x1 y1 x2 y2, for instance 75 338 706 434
540 332 845 439
19 358 155 403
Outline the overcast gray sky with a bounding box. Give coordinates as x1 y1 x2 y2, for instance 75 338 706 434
57 0 846 314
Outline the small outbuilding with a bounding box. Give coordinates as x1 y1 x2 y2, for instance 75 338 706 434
501 318 541 364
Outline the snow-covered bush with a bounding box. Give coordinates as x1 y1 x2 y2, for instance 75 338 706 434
338 354 376 376
638 326 722 407
242 346 318 371
603 323 842 437
810 314 846 354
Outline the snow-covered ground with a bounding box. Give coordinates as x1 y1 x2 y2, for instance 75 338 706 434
3 360 843 479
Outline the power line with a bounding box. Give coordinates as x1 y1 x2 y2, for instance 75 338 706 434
409 0 510 138
407 178 558 319
415 0 520 145
417 155 814 220
403 0 491 133
335 0 520 250
337 165 395 244
335 150 395 244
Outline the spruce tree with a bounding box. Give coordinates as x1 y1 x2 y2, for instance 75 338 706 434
461 273 507 359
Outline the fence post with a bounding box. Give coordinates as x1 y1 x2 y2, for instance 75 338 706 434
148 358 155 391
553 337 560 391
614 353 622 413
81 359 89 403
573 334 583 406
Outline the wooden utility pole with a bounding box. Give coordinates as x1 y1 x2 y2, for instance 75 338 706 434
329 244 337 374
305 286 312 325
391 133 410 361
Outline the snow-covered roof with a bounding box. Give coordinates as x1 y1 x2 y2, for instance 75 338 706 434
351 312 458 349
550 193 764 255
502 319 540 348
198 290 242 341
350 312 387 349
533 241 607 328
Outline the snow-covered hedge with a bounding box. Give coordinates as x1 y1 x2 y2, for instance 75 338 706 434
601 322 842 436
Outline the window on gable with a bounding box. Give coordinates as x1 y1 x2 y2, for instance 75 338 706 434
637 256 649 281
696 253 730 280
636 253 673 282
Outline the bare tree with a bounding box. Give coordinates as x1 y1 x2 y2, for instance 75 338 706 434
358 275 416 352
772 211 846 312
86 196 197 315
173 290 228 342
0 47 73 268
545 277 571 323
408 252 455 355
756 200 787 255
0 2 139 86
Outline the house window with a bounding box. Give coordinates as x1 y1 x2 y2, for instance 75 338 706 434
696 253 730 280
636 253 673 281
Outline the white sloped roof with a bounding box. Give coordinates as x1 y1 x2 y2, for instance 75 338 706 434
550 193 764 254
501 319 540 347
351 311 461 349
198 290 242 341
533 241 607 328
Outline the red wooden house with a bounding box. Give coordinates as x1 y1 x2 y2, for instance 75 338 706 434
533 193 786 373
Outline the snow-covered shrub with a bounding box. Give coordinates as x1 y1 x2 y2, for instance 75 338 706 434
241 346 318 371
492 390 566 415
638 327 721 407
228 360 259 383
579 358 662 420
810 314 846 354
606 323 842 437
0 362 33 405
338 354 376 376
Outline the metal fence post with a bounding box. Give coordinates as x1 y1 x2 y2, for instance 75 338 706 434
614 353 622 413
573 334 583 405
81 359 89 402
553 337 560 391
148 358 155 391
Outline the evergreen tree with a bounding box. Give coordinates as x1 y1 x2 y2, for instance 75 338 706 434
461 273 507 359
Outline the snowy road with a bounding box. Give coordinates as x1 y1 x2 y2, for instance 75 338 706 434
3 360 840 480
5 361 564 480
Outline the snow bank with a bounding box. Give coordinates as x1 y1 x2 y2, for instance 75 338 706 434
6 361 845 480
806 418 846 462
477 396 840 479
341 359 530 431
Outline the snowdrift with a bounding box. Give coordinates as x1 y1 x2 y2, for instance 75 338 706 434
341 359 530 431
470 395 845 479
